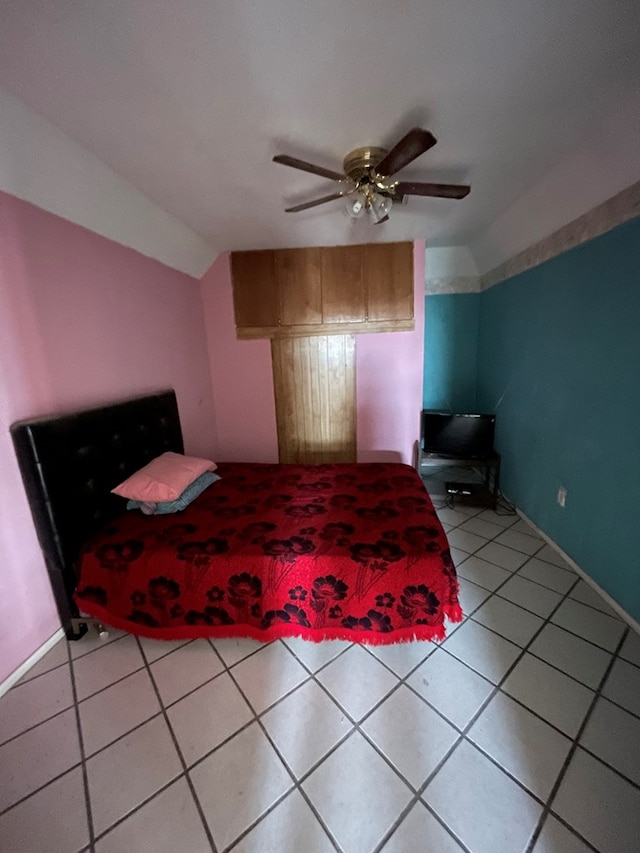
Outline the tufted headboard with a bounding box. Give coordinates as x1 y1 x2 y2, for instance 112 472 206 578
11 390 183 637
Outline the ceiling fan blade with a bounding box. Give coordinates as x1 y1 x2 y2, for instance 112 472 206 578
395 181 471 199
273 154 345 182
374 128 437 178
284 191 352 213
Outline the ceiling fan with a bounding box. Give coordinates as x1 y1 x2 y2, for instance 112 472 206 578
273 127 470 224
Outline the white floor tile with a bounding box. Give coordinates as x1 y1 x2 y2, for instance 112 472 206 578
231 642 309 713
497 574 563 618
459 516 505 540
424 740 541 853
510 519 543 539
456 555 512 591
282 637 351 672
619 630 640 666
72 635 145 701
303 732 413 853
168 672 253 766
210 636 266 667
602 656 640 717
316 645 398 721
456 577 492 615
87 716 183 836
529 624 612 689
580 697 640 786
568 579 619 616
150 641 225 706
232 788 335 853
381 802 465 852
79 669 161 756
468 692 571 800
95 778 211 853
517 558 577 594
261 680 352 777
0 708 80 812
552 748 640 853
190 722 293 851
494 529 544 556
18 639 69 683
475 509 517 528
449 546 469 567
436 507 471 527
474 541 529 571
362 685 459 788
533 815 593 853
550 598 626 652
407 648 494 729
446 527 489 555
138 636 192 663
0 767 89 853
68 628 128 660
367 638 436 678
443 620 521 684
0 664 74 745
536 544 570 568
472 596 544 647
501 653 594 738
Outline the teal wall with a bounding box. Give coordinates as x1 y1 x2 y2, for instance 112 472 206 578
423 293 480 411
476 216 640 620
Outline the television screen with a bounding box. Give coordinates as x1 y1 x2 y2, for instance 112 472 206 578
421 412 495 459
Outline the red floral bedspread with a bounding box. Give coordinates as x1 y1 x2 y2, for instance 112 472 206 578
75 462 462 644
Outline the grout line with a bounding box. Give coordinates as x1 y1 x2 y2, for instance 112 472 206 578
523 627 631 853
0 759 84 820
134 636 219 853
66 635 96 852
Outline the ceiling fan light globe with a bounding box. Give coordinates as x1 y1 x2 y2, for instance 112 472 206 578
346 195 366 218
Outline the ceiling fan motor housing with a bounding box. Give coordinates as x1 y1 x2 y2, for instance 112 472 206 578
343 146 405 203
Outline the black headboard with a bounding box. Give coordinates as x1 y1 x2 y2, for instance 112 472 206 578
11 390 183 637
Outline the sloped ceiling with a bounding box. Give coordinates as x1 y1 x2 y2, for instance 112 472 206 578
1 1 639 254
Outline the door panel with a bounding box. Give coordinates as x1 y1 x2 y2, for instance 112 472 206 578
271 335 356 463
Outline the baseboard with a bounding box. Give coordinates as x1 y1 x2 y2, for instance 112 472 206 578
0 627 66 700
516 508 640 636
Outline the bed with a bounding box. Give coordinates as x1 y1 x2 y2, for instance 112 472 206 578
11 390 461 644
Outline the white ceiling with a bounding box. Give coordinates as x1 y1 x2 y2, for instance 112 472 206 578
1 0 639 254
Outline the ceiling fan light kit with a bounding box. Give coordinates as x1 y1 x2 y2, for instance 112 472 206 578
273 127 470 222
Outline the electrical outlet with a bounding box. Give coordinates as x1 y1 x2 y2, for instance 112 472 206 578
557 486 567 508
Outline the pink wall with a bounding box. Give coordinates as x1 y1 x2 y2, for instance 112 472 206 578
200 252 279 462
200 242 425 466
0 191 217 682
356 240 425 464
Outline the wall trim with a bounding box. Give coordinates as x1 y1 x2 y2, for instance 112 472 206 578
516 508 640 637
480 179 640 291
425 276 481 295
0 627 65 699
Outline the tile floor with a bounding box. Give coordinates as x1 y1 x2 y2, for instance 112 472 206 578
1 496 640 852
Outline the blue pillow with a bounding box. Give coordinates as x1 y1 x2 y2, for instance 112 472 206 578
126 471 220 515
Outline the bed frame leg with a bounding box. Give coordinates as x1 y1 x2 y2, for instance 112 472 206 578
67 617 110 641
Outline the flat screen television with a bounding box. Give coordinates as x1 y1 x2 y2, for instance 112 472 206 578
421 411 496 459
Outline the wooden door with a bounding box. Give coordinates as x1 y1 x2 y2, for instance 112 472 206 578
271 335 356 463
321 245 365 323
275 247 323 326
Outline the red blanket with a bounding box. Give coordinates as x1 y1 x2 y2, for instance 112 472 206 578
75 462 461 644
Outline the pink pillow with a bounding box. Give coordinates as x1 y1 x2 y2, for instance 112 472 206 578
111 451 217 502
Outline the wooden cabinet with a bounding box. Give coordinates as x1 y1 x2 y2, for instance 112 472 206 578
276 248 322 326
363 242 414 322
231 241 413 338
230 251 279 328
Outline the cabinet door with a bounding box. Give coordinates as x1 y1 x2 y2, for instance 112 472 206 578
321 245 365 323
363 242 414 322
231 251 279 329
276 247 322 326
